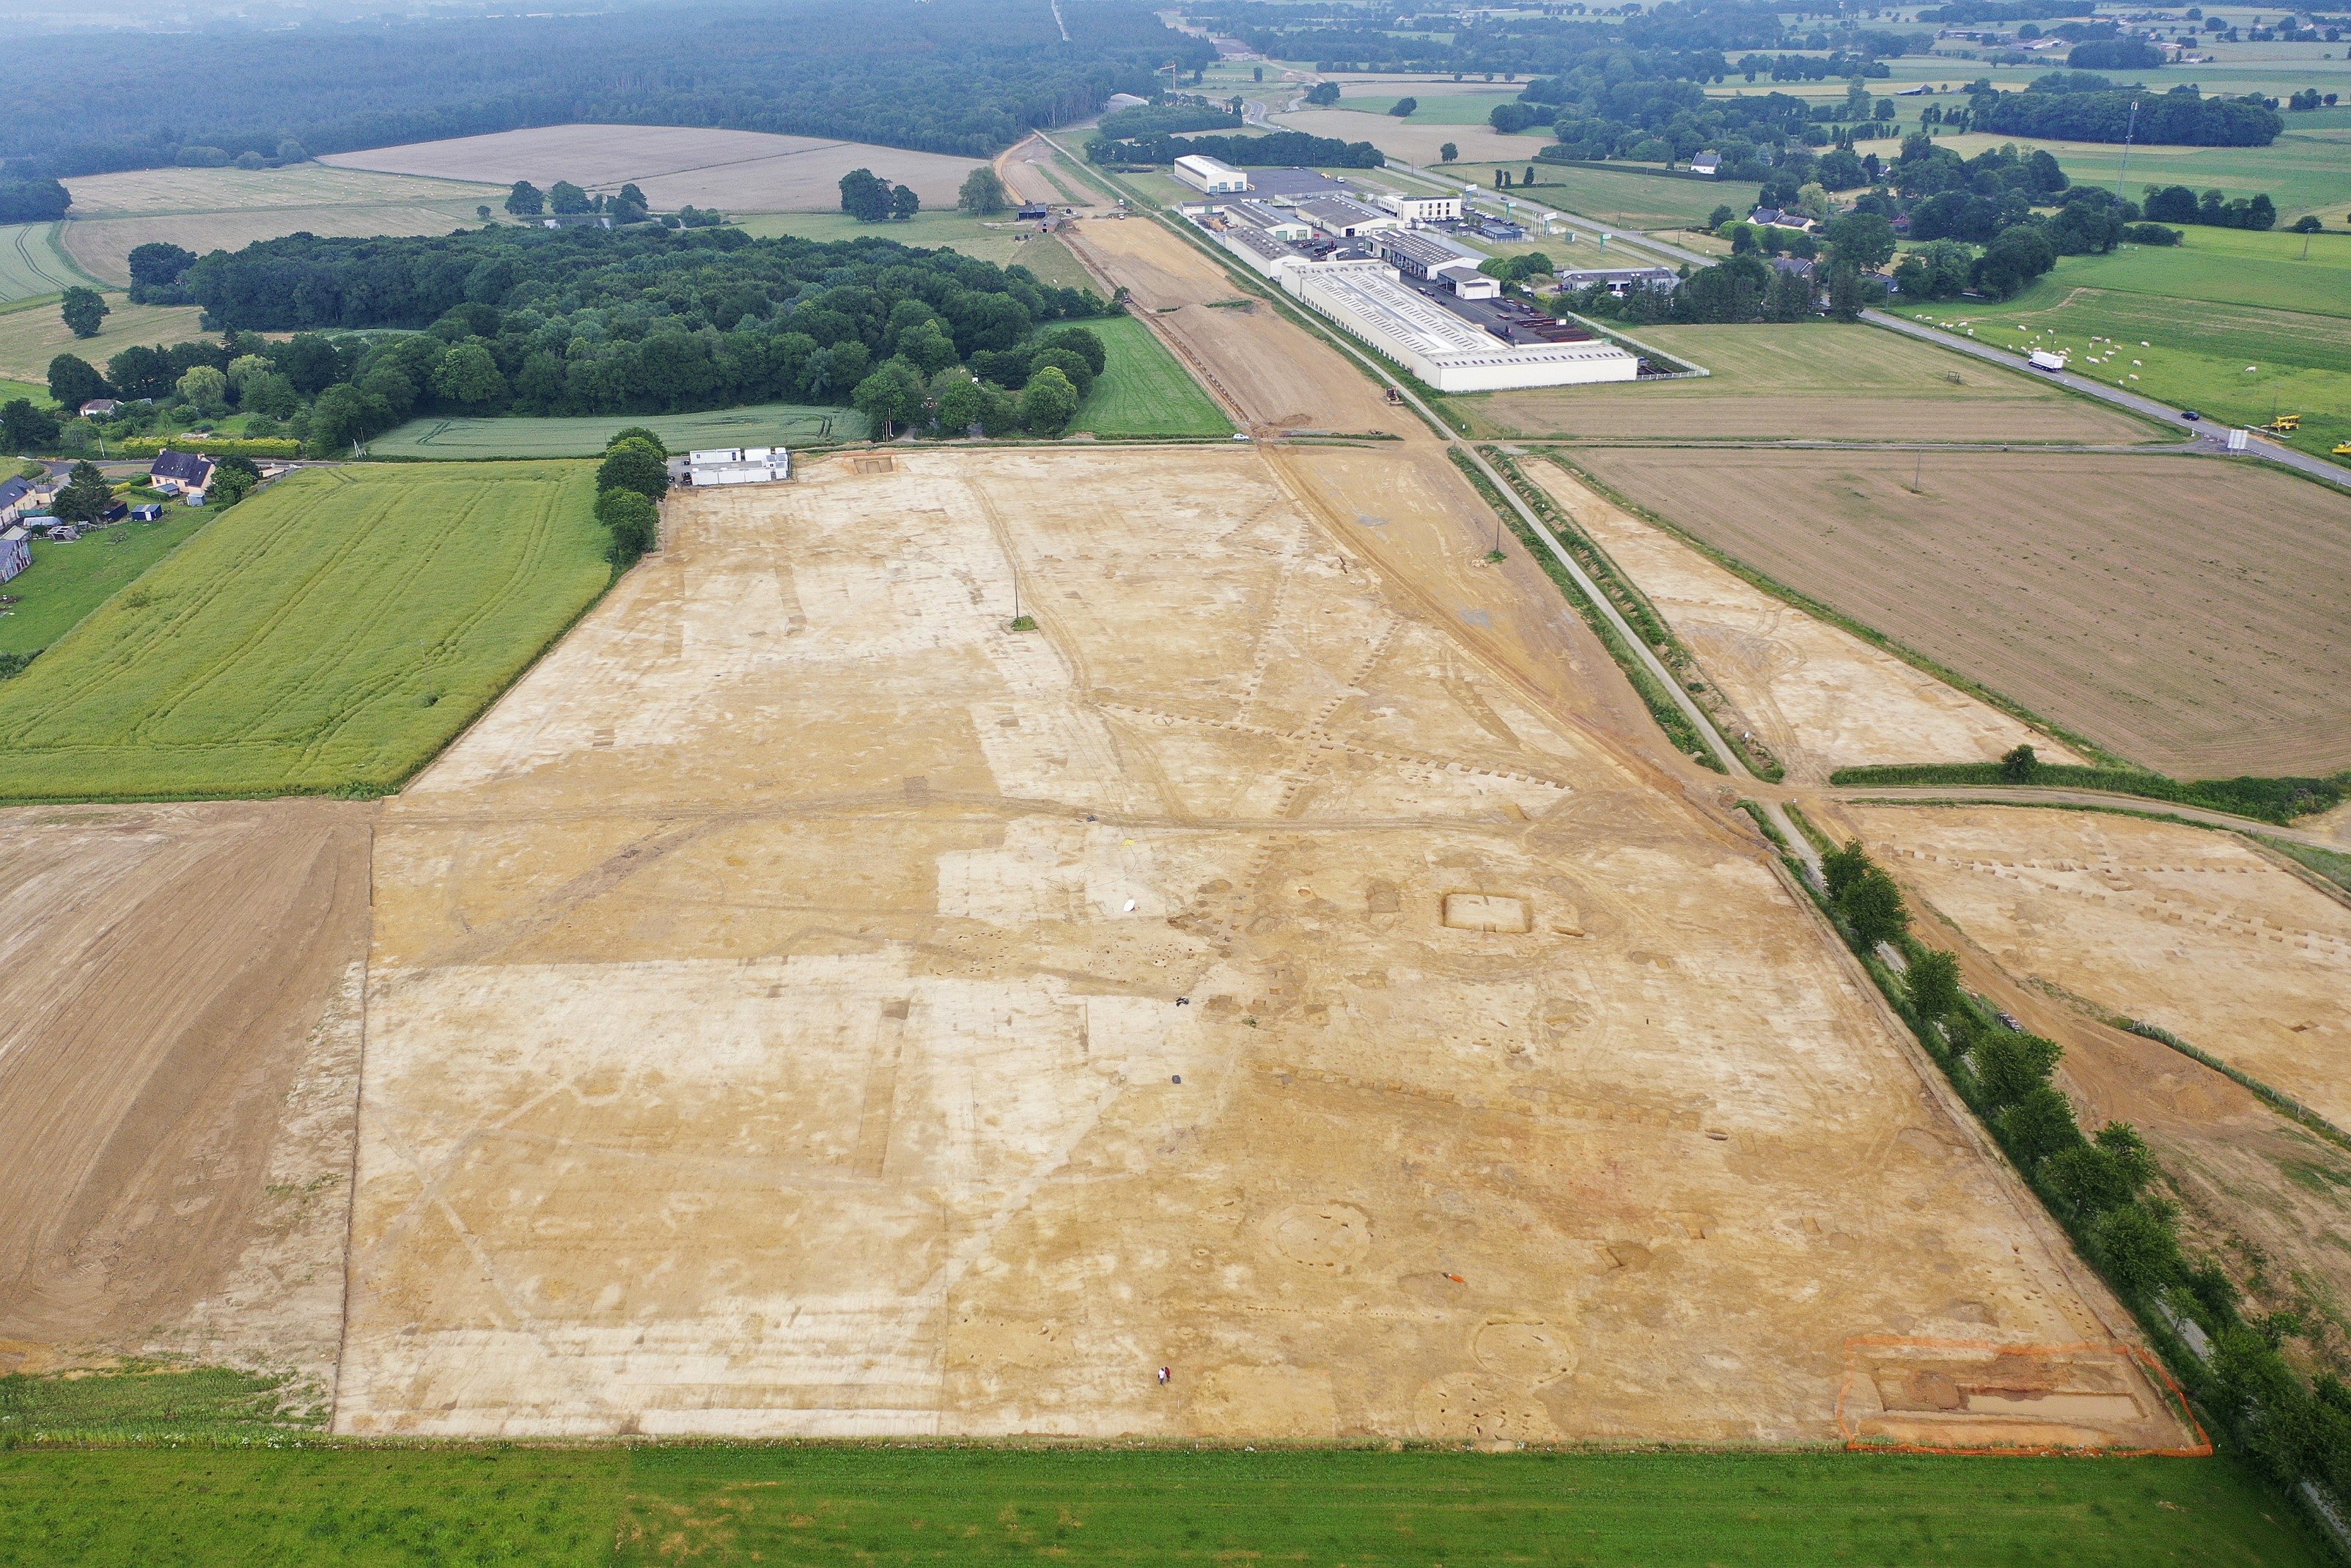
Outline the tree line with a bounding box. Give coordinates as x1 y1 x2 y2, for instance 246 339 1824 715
35 224 1110 457
1088 129 1386 169
1 0 1211 180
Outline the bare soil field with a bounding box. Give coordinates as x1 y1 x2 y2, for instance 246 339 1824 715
0 298 209 381
1572 448 2351 778
1463 325 2155 445
1829 800 2351 1369
0 800 372 1402
1847 805 2351 1128
1526 461 2082 782
323 125 985 214
334 446 2174 1449
59 164 505 286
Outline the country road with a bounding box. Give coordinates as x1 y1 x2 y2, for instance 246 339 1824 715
1863 309 2351 490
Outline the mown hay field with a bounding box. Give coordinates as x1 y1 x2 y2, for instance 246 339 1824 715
322 123 986 213
0 297 209 381
369 402 866 458
1071 314 1233 438
1571 446 2351 777
1899 232 2351 468
0 462 612 801
0 1443 2325 1567
0 221 100 305
56 163 507 287
1456 323 2157 444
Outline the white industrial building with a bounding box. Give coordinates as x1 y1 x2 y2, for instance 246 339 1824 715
1225 199 1314 242
1372 189 1463 223
1292 195 1402 238
685 446 791 486
1280 260 1638 392
1172 154 1251 194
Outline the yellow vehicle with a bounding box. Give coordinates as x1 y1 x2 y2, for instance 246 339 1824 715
2335 441 2351 457
2262 413 2302 433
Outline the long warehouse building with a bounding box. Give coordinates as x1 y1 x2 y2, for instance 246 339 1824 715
1281 259 1637 392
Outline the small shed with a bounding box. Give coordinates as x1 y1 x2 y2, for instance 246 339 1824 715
0 525 29 584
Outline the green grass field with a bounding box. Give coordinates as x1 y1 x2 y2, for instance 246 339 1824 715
0 1442 2326 1567
1334 91 1529 125
0 375 49 406
0 462 613 801
1071 314 1233 438
369 403 867 458
1927 131 2351 226
1895 228 2351 464
0 507 210 655
0 220 100 305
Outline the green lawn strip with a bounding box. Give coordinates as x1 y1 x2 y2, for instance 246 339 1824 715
1446 447 1723 772
608 1445 2322 1567
1071 315 1233 438
0 463 614 802
1825 762 2349 828
0 1363 320 1442
1484 446 1778 778
0 375 50 405
0 510 210 656
0 1448 625 1568
369 404 867 459
1548 453 2127 767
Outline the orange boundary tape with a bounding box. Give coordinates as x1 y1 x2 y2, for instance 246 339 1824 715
1836 1336 2213 1458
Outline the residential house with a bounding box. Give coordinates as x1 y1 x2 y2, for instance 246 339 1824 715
0 525 28 584
78 399 119 419
150 449 216 494
1690 151 1721 177
1751 207 1816 232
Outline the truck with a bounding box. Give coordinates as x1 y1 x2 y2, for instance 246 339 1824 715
2028 349 2067 372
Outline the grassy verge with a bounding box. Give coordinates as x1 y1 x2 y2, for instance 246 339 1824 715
0 1364 323 1443
369 404 865 459
2260 835 2351 897
1446 447 1723 772
1826 762 2350 828
0 507 210 657
0 1437 2325 1567
1485 447 1780 779
1071 314 1234 438
0 463 614 802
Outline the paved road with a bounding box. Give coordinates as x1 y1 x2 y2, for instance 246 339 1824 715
1863 309 2351 490
1822 784 2347 853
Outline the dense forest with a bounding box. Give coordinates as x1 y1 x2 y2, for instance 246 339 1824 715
40 225 1111 452
1089 130 1386 168
0 0 1210 180
1976 82 2282 145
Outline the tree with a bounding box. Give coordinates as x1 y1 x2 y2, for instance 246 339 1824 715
207 454 260 507
1825 261 1867 322
931 367 990 436
1906 948 1962 1025
596 443 669 498
1707 203 1734 229
1822 212 1896 270
1306 81 1340 106
430 342 507 409
176 364 229 409
595 485 660 566
891 183 921 220
957 166 1009 216
127 241 196 290
2001 1085 2086 1170
1970 224 2055 298
851 359 927 438
1391 96 1419 117
2096 1201 2185 1290
1975 1029 2062 1110
2290 215 2323 233
1762 266 1811 322
2000 743 2039 783
1821 839 1872 900
1840 865 1910 948
47 353 109 410
1 398 61 452
51 460 112 523
1019 364 1080 435
839 168 894 222
59 286 108 339
1440 141 1459 163
504 180 545 216
548 180 593 215
608 425 666 456
1254 66 1264 83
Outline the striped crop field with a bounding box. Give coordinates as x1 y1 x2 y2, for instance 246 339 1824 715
369 402 867 457
0 462 614 801
0 221 100 304
1071 314 1234 438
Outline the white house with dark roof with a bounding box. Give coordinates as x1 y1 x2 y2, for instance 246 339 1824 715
149 449 216 495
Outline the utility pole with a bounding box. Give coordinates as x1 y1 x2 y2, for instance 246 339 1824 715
2114 98 2140 207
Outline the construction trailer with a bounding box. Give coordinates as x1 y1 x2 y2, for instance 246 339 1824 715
685 447 792 486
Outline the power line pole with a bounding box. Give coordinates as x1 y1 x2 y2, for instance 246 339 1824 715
2114 97 2140 207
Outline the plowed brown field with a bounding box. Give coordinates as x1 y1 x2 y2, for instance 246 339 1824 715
1573 447 2351 776
0 800 372 1398
333 447 2175 1448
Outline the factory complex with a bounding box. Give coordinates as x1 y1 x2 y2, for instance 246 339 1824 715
1172 163 1636 391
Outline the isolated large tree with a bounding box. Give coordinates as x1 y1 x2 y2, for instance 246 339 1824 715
839 168 894 223
548 180 593 215
957 166 1008 215
59 286 108 339
504 180 545 216
890 183 921 221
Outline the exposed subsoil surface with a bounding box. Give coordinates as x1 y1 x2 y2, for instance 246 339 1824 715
1825 800 2351 1374
334 449 2177 1447
1526 460 2081 782
1572 446 2351 777
0 800 372 1402
1842 804 2351 1130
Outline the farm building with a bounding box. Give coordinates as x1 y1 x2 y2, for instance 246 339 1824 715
1690 151 1721 177
683 447 790 487
1281 259 1637 392
1557 265 1679 297
0 525 29 584
1171 154 1251 194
